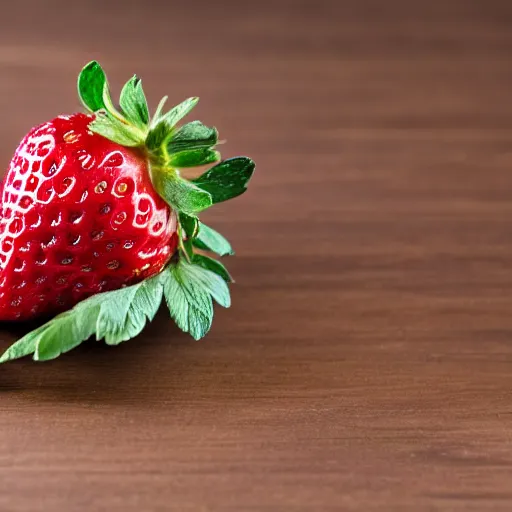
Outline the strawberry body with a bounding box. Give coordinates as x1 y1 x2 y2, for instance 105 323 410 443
0 113 177 320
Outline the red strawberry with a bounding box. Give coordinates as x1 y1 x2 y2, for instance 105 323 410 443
0 113 178 320
0 61 255 362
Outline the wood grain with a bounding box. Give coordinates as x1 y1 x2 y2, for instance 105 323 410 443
0 0 512 510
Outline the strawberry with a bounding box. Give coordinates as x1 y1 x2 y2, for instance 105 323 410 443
0 61 255 362
0 113 178 320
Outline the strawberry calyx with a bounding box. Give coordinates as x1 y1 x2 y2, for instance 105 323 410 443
0 61 255 363
78 62 216 215
77 62 254 240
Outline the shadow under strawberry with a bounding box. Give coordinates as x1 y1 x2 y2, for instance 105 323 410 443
0 308 196 403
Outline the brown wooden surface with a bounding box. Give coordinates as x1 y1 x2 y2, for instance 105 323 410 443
0 1 512 510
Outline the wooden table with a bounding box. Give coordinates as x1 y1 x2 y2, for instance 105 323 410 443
1 1 511 510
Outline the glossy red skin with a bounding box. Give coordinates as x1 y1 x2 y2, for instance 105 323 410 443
0 113 178 320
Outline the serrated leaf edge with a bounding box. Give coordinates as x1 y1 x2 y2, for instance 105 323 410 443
0 258 232 363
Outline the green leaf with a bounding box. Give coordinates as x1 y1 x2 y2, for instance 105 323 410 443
192 157 255 204
0 257 232 362
169 148 220 168
152 170 212 214
78 61 107 113
181 238 195 261
35 308 97 361
95 286 141 344
0 323 51 363
188 306 212 340
131 279 163 323
194 222 234 256
99 279 163 346
179 212 199 239
90 111 142 147
145 121 172 152
167 121 218 154
180 260 231 308
0 275 165 363
160 97 199 128
110 280 163 343
146 97 199 151
161 260 230 340
145 96 170 150
88 83 146 146
162 262 214 341
161 270 190 334
152 96 168 123
193 253 234 283
101 81 120 118
119 75 150 128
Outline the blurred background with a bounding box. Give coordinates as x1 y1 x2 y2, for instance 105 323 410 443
1 0 512 510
